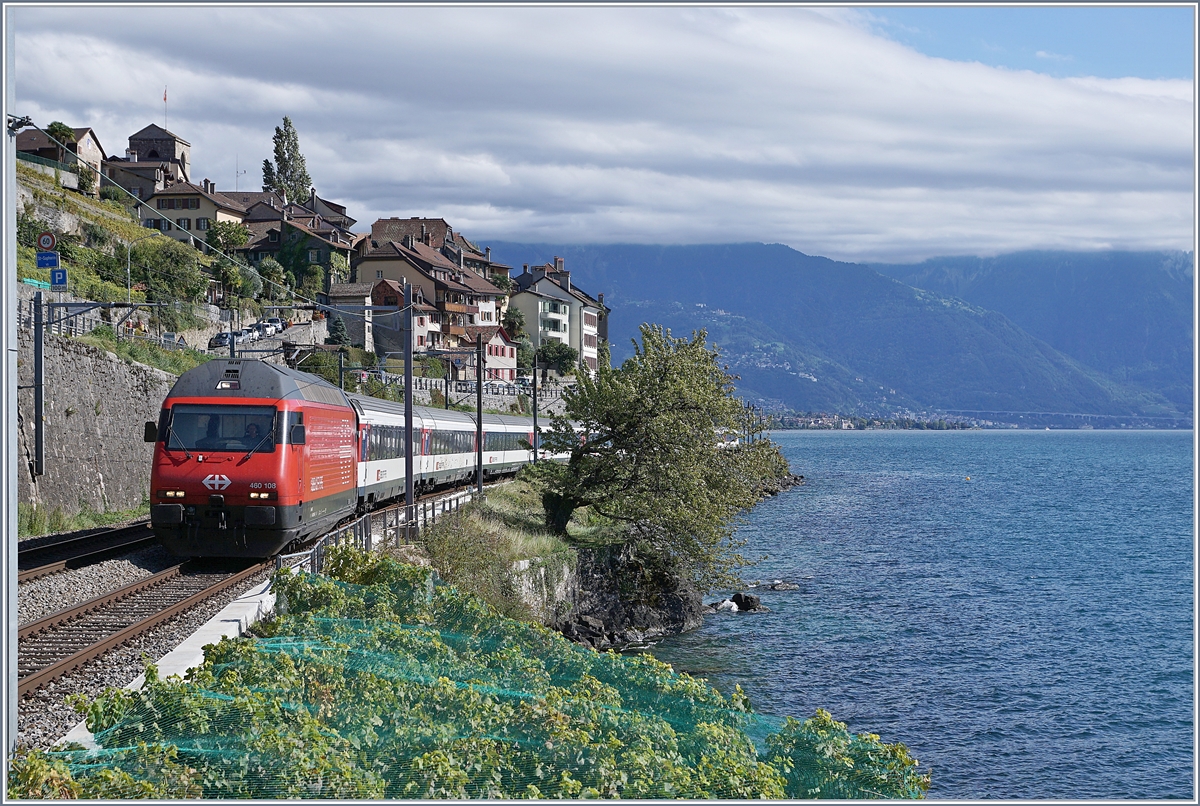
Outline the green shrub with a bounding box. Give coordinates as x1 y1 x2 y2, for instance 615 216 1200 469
8 545 928 799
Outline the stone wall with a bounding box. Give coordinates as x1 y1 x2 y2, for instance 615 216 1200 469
16 326 176 515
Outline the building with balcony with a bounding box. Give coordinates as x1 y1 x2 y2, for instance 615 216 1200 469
351 230 505 349
510 257 609 374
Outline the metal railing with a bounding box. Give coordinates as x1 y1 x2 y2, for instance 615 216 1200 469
275 487 482 575
16 151 76 172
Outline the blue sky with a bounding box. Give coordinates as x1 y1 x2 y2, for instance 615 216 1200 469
862 6 1194 80
11 5 1196 262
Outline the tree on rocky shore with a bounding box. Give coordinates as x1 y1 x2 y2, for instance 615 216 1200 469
533 324 789 591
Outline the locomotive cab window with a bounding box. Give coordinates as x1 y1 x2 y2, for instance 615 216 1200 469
167 405 278 452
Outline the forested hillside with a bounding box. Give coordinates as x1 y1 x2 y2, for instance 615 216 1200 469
489 242 1184 420
870 251 1193 413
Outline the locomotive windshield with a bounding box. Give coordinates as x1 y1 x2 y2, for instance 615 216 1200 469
167 405 278 453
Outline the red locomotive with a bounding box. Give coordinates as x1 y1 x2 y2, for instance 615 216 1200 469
146 358 546 558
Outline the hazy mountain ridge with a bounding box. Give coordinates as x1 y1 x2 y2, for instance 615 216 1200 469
870 250 1194 412
489 242 1186 419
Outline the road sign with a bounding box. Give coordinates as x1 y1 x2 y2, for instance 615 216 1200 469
50 268 67 292
37 251 60 270
36 232 56 250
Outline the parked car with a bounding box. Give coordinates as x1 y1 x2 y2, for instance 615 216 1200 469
267 317 285 332
253 321 275 338
233 330 250 344
208 332 232 349
238 328 258 343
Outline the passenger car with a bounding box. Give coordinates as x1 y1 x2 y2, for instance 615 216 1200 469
146 359 561 558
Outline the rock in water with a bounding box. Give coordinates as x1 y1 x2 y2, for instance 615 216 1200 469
731 592 762 611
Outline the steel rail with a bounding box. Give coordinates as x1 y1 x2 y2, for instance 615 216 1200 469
18 560 269 697
18 522 156 584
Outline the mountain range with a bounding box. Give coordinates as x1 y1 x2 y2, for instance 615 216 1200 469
488 242 1192 424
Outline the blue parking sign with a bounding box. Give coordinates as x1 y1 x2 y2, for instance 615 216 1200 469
50 268 67 291
37 251 60 269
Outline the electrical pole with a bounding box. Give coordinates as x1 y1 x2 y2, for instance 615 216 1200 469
5 16 23 762
476 332 483 496
32 293 43 475
403 282 414 537
532 360 539 463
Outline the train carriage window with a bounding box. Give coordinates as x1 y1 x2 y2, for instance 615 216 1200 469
168 404 277 452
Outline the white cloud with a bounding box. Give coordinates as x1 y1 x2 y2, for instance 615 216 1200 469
11 5 1194 262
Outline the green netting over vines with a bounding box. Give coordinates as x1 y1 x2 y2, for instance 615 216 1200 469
9 546 929 799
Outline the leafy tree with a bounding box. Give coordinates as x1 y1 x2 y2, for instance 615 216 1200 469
326 315 350 346
298 349 340 386
205 221 251 254
329 252 350 284
536 340 578 374
45 121 74 164
533 325 790 591
72 160 97 194
261 116 312 203
421 357 445 378
516 337 534 370
501 306 525 338
239 264 264 299
131 238 208 331
256 257 287 301
297 263 325 300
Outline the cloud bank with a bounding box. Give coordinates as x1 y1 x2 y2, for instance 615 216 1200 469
12 6 1194 262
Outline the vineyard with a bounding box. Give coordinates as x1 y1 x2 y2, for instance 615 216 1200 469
9 545 929 799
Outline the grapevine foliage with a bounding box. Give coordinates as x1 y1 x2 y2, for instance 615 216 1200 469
9 546 929 799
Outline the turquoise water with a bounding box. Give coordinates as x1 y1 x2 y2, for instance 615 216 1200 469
648 430 1194 799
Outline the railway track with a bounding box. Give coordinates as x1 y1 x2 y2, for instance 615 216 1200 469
18 559 270 697
18 522 157 584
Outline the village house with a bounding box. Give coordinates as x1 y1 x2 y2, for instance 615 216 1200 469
17 126 107 194
224 191 357 290
352 222 506 349
467 325 520 383
139 180 247 246
510 257 608 374
370 279 442 354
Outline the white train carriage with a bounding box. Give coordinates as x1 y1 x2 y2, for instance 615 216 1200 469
349 393 540 508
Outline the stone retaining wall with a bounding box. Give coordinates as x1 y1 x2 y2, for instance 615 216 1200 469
16 327 176 515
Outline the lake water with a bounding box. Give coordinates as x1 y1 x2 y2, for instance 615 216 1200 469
647 430 1193 799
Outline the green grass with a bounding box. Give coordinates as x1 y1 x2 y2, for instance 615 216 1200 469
18 499 149 538
76 325 213 376
408 478 579 620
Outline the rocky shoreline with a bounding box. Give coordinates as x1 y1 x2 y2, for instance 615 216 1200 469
555 472 805 650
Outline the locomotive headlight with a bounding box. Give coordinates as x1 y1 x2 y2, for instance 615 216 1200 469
157 490 185 499
248 491 276 500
